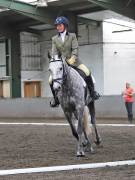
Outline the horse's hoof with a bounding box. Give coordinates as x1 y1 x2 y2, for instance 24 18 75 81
91 147 98 154
94 137 102 145
77 151 85 157
82 140 88 147
90 147 95 153
85 145 95 153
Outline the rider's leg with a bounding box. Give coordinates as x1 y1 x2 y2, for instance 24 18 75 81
85 75 100 100
78 64 100 101
49 75 60 107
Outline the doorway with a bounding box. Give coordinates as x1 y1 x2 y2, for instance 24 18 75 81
0 81 3 97
24 81 41 98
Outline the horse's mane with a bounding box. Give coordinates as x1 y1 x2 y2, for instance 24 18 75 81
63 60 86 88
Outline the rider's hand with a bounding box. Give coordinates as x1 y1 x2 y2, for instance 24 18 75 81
67 56 76 65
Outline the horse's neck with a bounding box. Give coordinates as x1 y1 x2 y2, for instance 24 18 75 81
63 64 84 92
62 64 71 91
58 64 87 106
65 64 76 83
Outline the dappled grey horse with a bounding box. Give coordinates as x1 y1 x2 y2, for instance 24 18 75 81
48 55 101 156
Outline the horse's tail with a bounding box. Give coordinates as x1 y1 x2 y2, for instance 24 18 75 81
83 106 91 135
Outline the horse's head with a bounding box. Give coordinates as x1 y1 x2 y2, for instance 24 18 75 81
48 53 66 92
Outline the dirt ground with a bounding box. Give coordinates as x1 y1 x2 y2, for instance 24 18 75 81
0 118 135 180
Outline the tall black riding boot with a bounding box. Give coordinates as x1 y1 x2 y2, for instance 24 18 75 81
85 75 100 101
50 84 60 107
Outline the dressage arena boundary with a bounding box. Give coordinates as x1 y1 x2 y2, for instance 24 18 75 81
0 160 135 176
0 122 134 127
0 122 135 176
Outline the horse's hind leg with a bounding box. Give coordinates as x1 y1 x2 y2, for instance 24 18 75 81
88 101 102 145
92 123 102 145
83 130 94 153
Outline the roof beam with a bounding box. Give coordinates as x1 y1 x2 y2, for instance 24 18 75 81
23 28 42 35
87 0 135 20
57 1 94 10
0 0 57 24
74 6 104 15
0 24 18 37
51 1 104 15
78 17 100 26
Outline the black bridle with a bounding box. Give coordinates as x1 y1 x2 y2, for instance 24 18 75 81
49 58 67 85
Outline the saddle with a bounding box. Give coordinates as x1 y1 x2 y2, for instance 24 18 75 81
70 65 100 101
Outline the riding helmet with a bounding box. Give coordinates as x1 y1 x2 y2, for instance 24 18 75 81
54 16 69 27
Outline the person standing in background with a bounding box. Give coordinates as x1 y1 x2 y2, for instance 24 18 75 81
122 82 134 123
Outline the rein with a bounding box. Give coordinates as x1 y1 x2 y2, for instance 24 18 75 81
49 59 62 63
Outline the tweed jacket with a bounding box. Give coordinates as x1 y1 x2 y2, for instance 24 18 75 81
52 32 81 67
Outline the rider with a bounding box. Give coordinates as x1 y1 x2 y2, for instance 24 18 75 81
49 16 100 107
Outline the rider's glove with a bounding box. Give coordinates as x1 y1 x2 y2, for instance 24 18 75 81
67 56 76 65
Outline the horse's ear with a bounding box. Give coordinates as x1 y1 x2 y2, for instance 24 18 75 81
48 50 52 59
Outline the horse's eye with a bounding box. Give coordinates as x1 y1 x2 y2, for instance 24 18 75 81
60 67 62 71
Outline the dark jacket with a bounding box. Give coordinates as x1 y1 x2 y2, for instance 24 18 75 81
52 32 82 67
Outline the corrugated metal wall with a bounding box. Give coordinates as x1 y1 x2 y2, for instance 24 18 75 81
20 32 42 71
78 24 102 45
0 42 6 78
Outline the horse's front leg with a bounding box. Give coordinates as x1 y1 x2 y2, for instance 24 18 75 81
64 111 79 140
76 110 85 157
